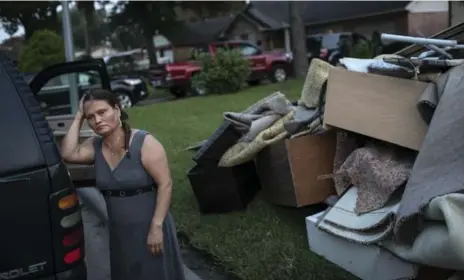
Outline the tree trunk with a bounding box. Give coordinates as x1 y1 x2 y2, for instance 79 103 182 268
80 13 91 56
142 2 157 67
144 29 157 66
289 1 308 78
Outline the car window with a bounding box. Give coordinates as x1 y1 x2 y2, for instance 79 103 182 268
106 55 135 75
238 43 259 56
78 72 101 86
35 70 102 116
321 34 341 49
44 76 65 88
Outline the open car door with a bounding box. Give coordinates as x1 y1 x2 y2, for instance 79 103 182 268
29 59 111 185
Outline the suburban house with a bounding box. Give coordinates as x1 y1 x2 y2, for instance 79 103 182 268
225 1 450 53
161 15 236 62
161 0 450 62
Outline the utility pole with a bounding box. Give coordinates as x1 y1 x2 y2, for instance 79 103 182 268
61 0 79 114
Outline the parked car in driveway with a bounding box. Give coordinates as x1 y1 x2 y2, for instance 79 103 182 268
306 32 369 65
159 40 294 98
23 71 148 115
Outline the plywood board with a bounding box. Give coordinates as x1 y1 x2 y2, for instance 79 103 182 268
324 68 429 151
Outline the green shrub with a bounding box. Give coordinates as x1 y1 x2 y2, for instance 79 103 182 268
18 29 66 72
349 40 375 59
191 49 251 95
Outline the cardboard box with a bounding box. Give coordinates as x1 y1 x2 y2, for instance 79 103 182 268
187 161 261 214
255 132 336 207
306 211 419 280
324 67 429 151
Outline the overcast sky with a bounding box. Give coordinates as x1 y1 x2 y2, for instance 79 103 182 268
0 1 114 42
0 26 24 42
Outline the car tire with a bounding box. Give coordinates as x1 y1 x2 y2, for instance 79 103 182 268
270 64 288 83
116 92 133 109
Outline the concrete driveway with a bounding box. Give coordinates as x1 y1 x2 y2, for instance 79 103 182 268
77 187 202 280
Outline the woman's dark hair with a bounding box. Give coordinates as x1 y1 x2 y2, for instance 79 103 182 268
82 89 132 153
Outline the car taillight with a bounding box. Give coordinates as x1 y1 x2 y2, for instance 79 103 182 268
60 211 82 228
63 227 84 247
58 193 78 210
51 187 85 267
320 48 328 58
64 248 82 264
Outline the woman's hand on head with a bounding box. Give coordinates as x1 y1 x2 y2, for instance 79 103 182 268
78 94 87 117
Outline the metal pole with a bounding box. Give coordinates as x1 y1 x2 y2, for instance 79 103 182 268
381 33 457 47
61 0 79 114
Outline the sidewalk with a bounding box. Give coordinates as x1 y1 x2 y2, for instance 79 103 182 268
183 265 203 280
79 188 202 280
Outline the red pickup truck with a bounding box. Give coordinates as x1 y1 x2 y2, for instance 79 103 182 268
163 41 294 97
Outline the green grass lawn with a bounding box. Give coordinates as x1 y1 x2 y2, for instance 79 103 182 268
143 79 173 100
128 80 357 280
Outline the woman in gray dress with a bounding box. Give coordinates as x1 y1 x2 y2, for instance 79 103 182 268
60 89 186 280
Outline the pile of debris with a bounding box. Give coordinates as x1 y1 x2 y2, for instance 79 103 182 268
186 33 464 279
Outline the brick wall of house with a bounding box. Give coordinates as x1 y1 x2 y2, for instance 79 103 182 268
305 13 409 39
173 47 194 62
450 1 464 27
407 11 449 37
303 10 448 39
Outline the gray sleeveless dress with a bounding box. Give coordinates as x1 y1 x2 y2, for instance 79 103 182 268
93 130 186 280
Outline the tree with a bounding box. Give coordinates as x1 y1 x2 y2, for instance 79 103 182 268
0 1 60 40
18 29 65 72
177 1 246 19
57 6 112 52
289 1 308 78
110 1 178 66
76 1 95 56
109 1 245 65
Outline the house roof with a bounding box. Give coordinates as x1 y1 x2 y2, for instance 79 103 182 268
248 1 411 30
164 15 235 46
163 1 412 46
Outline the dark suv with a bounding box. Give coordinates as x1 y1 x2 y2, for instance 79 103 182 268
0 53 113 280
306 32 369 65
23 71 148 114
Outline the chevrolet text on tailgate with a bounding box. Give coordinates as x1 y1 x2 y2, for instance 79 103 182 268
0 262 47 279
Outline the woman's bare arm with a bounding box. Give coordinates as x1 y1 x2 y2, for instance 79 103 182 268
60 112 95 165
141 135 172 228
